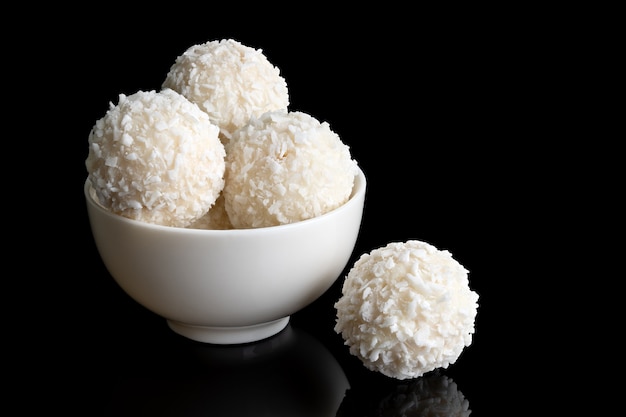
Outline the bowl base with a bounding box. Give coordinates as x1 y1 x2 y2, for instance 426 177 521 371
166 317 290 344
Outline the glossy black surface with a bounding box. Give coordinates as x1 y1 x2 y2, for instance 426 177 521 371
38 12 547 415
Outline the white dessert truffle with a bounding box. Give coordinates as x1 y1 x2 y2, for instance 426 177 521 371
334 240 479 380
187 192 233 230
162 38 289 144
85 88 226 228
223 110 359 229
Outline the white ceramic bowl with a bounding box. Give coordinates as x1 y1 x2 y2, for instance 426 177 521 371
85 167 366 344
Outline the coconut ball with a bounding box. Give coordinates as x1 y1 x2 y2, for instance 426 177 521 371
334 240 479 380
187 192 233 230
162 38 289 144
85 88 226 228
223 110 359 229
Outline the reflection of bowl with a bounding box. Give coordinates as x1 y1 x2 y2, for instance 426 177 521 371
105 325 350 416
85 168 366 344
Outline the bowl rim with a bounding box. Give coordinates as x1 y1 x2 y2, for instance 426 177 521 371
85 166 366 235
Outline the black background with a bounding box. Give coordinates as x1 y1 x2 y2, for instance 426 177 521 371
22 7 573 415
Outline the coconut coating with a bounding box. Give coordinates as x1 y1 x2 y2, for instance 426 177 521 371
162 38 289 144
223 110 359 229
85 89 226 228
334 240 479 380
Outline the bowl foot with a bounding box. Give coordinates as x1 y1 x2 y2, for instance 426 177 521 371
166 317 290 344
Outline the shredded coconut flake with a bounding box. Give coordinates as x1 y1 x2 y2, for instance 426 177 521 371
334 240 479 380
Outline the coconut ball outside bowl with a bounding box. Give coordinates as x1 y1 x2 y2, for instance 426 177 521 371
84 167 366 344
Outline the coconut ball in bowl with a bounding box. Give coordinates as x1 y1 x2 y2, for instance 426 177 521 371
162 38 290 144
85 88 225 228
224 110 359 229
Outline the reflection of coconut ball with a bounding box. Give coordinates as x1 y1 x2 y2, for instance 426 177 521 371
335 373 471 416
377 375 472 416
85 89 225 228
162 38 289 144
188 192 233 230
334 240 479 380
223 110 359 229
